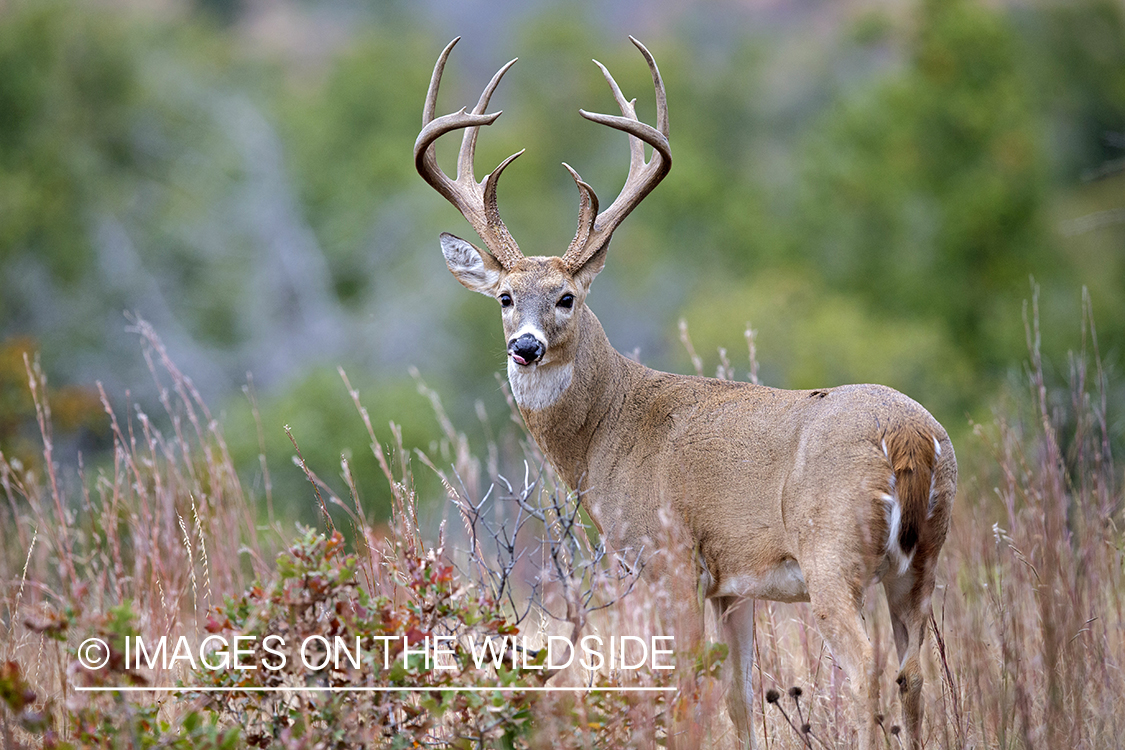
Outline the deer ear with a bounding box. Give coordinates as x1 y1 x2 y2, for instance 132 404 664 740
440 233 503 296
572 240 608 293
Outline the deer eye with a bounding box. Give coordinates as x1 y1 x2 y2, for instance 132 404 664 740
499 293 513 308
557 294 575 309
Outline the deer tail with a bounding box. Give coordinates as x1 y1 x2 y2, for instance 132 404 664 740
883 425 939 570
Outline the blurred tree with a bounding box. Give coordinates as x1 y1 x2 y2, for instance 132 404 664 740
798 0 1053 371
0 337 106 473
680 272 976 430
1019 0 1125 179
221 368 448 527
1024 0 1125 354
194 0 244 27
278 25 434 305
0 1 140 293
0 1 260 368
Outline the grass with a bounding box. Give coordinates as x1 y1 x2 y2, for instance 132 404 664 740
1 300 1122 748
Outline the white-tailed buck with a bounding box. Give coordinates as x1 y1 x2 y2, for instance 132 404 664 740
414 37 956 750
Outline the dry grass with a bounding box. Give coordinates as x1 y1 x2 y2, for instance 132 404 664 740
3 320 275 690
1 302 1122 748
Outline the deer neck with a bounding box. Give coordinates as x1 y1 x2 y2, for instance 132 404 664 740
508 305 636 489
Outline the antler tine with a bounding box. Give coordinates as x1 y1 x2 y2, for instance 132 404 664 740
422 37 458 125
414 38 525 270
590 60 646 178
561 37 671 272
632 35 670 138
459 57 518 182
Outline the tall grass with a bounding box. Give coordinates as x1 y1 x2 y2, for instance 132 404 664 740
928 293 1122 749
3 319 272 678
1 301 1122 748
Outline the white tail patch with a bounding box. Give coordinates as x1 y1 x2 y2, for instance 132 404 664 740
881 490 913 575
508 360 573 411
927 463 940 519
926 436 942 518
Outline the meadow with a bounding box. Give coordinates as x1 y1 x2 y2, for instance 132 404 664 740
1 301 1120 749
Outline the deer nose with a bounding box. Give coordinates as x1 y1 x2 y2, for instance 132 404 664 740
508 333 545 366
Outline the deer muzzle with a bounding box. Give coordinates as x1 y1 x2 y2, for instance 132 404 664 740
508 333 546 366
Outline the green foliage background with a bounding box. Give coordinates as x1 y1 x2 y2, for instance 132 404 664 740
1 0 1123 523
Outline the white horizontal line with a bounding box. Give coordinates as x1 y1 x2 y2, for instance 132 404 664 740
75 685 676 693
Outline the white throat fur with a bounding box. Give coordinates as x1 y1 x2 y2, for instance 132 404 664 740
507 359 574 411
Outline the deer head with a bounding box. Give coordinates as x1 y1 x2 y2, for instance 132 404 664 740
413 37 670 373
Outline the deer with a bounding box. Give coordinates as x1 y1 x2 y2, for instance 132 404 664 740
413 36 957 750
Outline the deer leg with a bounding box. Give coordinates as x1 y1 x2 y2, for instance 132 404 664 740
714 596 757 750
884 571 931 750
805 575 879 750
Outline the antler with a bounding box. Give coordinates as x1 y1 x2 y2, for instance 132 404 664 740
414 38 526 270
560 37 672 273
